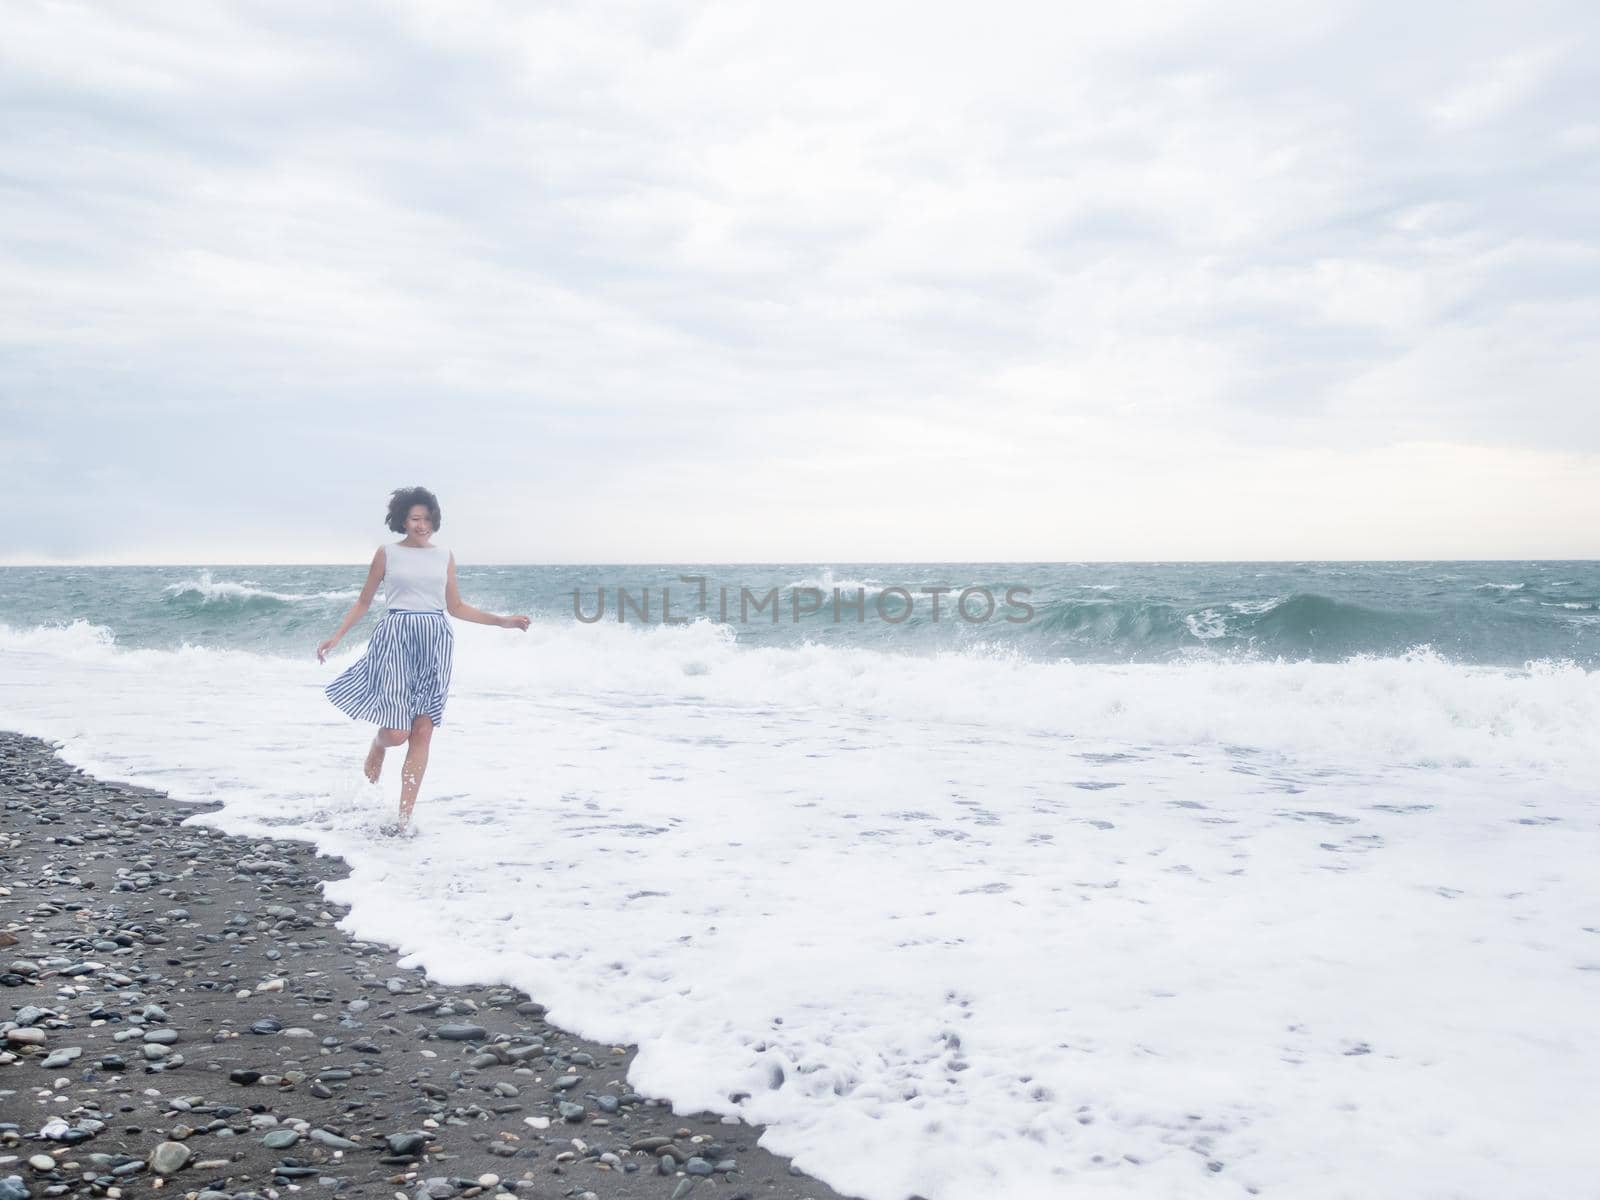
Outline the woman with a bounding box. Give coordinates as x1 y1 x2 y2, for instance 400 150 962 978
318 486 529 832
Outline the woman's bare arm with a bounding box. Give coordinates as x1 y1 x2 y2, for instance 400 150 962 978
445 554 530 630
317 548 386 661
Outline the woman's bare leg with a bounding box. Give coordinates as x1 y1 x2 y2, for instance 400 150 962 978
398 715 434 827
365 727 409 783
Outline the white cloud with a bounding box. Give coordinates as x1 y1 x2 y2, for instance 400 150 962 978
2 0 1597 561
1428 43 1569 131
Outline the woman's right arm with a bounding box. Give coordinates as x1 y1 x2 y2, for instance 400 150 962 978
317 548 386 663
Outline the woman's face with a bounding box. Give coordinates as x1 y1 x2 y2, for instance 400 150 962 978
404 505 434 539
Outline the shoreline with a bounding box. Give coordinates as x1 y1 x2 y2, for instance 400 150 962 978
0 731 859 1200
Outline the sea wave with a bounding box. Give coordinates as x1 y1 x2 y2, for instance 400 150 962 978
163 570 359 607
11 616 1592 778
1021 591 1430 660
785 569 887 596
5 564 1599 667
0 618 119 659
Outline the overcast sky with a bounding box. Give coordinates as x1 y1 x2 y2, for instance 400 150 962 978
3 0 1597 563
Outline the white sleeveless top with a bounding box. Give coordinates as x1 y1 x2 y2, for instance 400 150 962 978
383 544 448 612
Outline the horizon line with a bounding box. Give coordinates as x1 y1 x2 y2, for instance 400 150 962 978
4 557 1600 568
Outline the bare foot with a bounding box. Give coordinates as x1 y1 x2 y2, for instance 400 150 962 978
363 739 385 784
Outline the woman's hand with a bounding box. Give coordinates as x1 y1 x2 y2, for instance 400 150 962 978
499 614 531 631
317 637 339 663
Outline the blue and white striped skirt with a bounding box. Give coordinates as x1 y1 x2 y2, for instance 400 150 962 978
325 609 454 729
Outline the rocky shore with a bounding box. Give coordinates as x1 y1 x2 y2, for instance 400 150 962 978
0 732 858 1200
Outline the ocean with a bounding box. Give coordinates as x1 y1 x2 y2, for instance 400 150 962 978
2 560 1597 1199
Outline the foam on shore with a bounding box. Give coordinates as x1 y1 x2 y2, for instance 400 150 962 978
3 622 1598 1198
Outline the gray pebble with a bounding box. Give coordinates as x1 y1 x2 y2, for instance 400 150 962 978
309 1128 358 1150
386 1131 429 1156
148 1141 191 1175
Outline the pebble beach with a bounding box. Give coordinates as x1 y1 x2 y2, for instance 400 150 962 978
0 731 857 1200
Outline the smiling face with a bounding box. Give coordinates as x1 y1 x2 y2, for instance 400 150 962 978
403 505 434 543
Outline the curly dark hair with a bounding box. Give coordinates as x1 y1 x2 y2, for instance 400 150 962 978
386 486 442 534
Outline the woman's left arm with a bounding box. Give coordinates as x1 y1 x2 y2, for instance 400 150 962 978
446 553 531 630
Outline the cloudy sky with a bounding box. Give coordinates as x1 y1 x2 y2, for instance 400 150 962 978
3 0 1597 563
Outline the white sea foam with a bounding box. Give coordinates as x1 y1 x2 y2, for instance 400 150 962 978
1182 596 1298 640
3 622 1598 1199
164 569 359 604
0 619 120 658
787 569 886 596
1228 596 1285 615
